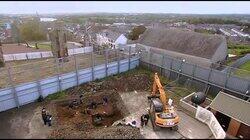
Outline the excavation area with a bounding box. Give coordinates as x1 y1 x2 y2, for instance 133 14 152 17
0 67 212 139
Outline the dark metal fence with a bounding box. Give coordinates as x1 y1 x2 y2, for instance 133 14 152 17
139 50 250 101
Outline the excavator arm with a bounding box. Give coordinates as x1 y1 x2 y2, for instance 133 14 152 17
151 73 169 110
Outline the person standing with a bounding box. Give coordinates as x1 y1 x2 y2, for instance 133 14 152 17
140 114 145 127
41 107 47 125
144 114 150 126
46 114 52 127
103 96 108 105
79 94 83 104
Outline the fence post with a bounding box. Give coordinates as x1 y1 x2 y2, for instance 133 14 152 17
161 54 165 76
117 49 120 74
177 59 184 81
26 53 28 60
246 82 250 101
7 66 19 108
55 58 62 92
91 51 94 81
105 49 108 77
224 67 232 89
205 68 212 95
74 55 79 86
33 64 42 97
168 58 174 79
128 45 131 70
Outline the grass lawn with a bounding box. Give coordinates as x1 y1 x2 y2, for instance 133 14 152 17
238 61 250 71
28 41 52 51
233 61 250 78
228 43 250 56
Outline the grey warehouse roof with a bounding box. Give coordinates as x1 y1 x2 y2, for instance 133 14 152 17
136 28 226 59
210 91 250 126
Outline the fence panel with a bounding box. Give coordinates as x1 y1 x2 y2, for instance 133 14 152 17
3 47 93 62
3 55 14 61
163 57 173 70
194 66 211 81
27 52 42 59
14 53 27 60
140 51 250 99
227 75 249 93
0 56 139 112
182 62 195 76
41 51 53 58
171 59 182 72
151 53 163 67
209 70 227 87
0 88 16 111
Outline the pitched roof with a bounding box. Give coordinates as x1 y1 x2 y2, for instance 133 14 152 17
136 28 226 59
101 29 123 41
210 91 250 126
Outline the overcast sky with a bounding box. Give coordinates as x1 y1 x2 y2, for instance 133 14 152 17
0 1 250 14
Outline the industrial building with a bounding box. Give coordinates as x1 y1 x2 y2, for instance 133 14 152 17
136 28 228 68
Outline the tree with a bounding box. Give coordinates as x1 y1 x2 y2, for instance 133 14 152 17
128 25 147 40
11 20 21 45
19 20 46 46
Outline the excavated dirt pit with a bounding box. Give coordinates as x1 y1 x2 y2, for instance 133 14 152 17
55 92 123 127
49 90 143 139
48 70 152 139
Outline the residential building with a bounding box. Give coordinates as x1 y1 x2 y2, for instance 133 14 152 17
231 28 250 38
96 29 128 49
219 28 237 37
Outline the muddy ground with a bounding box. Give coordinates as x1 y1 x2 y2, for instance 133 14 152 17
47 69 152 139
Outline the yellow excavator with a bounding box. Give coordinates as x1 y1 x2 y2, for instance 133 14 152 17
148 73 180 131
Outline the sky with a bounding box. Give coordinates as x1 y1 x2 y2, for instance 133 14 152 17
0 1 250 15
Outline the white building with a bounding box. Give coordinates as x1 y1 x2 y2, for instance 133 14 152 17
231 28 250 38
219 28 237 37
96 29 128 49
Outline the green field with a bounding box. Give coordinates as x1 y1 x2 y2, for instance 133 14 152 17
29 42 51 51
228 43 250 56
233 61 250 78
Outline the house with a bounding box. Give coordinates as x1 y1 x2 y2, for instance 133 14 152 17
136 28 227 68
209 91 250 139
96 29 128 49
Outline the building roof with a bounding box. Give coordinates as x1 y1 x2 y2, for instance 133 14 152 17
210 91 250 126
101 29 123 41
136 28 226 59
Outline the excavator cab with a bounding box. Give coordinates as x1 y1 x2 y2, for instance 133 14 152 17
148 73 180 131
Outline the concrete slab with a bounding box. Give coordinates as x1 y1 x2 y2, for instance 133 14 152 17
117 91 213 139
